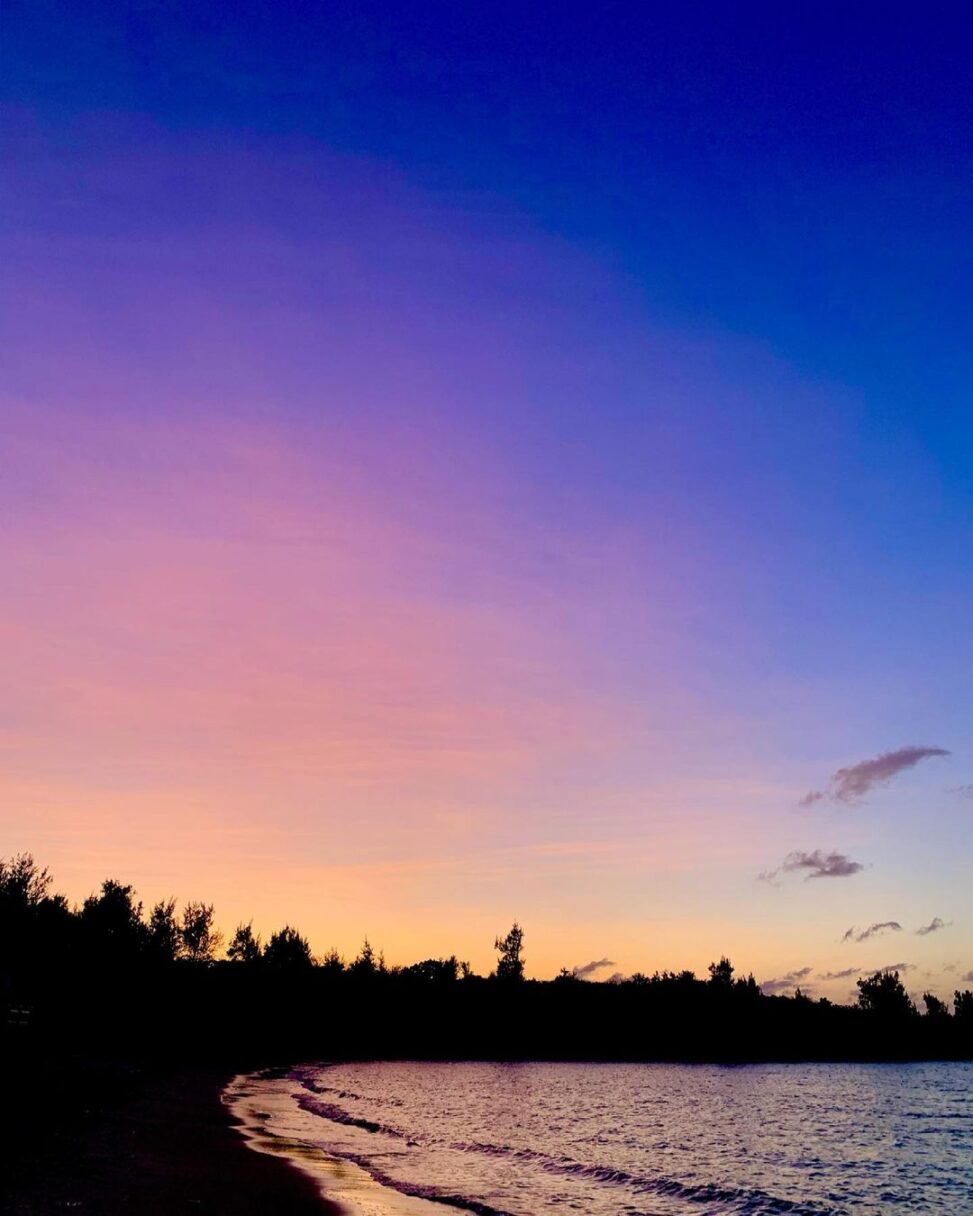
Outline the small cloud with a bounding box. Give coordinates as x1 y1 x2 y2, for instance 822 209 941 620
605 971 628 984
756 867 782 886
877 961 913 973
944 963 957 973
800 745 949 807
842 921 901 943
761 966 813 995
947 784 973 799
915 917 950 936
962 971 973 984
783 849 863 880
761 850 864 883
572 957 615 980
818 966 861 981
797 789 825 807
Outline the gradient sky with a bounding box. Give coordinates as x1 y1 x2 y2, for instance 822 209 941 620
3 3 972 998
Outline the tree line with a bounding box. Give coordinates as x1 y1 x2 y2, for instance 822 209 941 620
2 853 971 1064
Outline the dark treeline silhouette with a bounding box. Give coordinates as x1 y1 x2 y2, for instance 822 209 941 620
2 854 972 1070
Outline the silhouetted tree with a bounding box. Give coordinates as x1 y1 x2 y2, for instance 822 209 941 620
350 938 377 977
708 956 735 987
406 956 460 983
955 989 973 1024
857 970 916 1018
146 898 179 962
494 923 525 981
263 926 313 970
0 854 52 909
320 947 345 975
227 921 262 963
81 880 146 958
178 902 222 963
922 992 949 1020
0 854 69 984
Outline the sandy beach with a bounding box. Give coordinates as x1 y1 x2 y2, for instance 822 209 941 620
1 1065 338 1216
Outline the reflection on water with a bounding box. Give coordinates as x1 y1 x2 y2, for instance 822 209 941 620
226 1060 973 1215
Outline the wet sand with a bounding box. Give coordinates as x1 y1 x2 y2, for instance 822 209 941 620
1 1066 340 1215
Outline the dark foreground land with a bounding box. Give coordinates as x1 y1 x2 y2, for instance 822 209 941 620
1 1062 335 1216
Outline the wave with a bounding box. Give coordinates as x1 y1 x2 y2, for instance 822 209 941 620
444 1143 843 1215
290 1079 846 1216
293 1065 404 1105
296 1092 408 1139
294 1140 520 1216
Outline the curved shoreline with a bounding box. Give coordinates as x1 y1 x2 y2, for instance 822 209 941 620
225 1068 449 1216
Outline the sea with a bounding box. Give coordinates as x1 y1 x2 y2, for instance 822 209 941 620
225 1060 973 1215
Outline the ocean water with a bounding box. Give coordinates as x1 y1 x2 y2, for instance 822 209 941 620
225 1060 973 1215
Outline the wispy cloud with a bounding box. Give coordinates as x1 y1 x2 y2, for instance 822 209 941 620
963 971 973 983
915 917 950 936
842 921 901 943
877 961 913 973
573 957 616 979
800 745 949 807
818 966 861 981
760 849 864 884
761 966 813 995
947 785 973 799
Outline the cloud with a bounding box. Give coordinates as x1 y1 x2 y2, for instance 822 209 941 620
761 966 813 995
915 917 950 936
841 921 901 943
947 785 973 799
818 967 861 981
797 789 825 807
877 961 913 973
800 745 950 806
761 849 864 884
963 971 973 984
573 957 616 979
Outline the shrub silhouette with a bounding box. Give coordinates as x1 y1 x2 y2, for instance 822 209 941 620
264 926 313 970
857 970 916 1018
228 922 263 963
178 902 222 963
81 880 147 960
147 898 180 962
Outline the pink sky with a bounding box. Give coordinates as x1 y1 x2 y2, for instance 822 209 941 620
2 119 967 997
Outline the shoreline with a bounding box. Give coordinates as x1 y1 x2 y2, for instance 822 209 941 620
1 1064 341 1215
227 1068 447 1216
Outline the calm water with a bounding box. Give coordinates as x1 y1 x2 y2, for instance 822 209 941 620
226 1061 973 1216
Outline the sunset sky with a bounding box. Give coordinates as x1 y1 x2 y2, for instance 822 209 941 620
3 4 971 998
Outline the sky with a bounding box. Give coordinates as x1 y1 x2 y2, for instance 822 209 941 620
2 2 971 998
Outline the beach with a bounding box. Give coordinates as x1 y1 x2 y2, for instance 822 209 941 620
1 1065 338 1216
